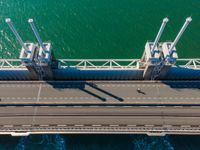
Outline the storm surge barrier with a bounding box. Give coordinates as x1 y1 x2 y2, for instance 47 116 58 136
1 17 199 80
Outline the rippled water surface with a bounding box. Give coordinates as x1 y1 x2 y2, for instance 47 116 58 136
0 0 200 149
0 135 200 150
0 0 199 59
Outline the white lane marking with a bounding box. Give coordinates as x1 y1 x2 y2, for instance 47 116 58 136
163 125 172 127
181 125 191 128
24 106 33 108
0 85 38 88
92 125 101 127
1 97 37 100
3 125 13 127
174 106 183 108
57 124 67 127
73 106 83 108
98 84 200 88
109 124 119 127
127 125 136 127
106 106 116 108
1 96 200 100
74 124 84 127
0 84 199 89
32 84 42 125
37 84 42 102
5 106 16 108
40 124 49 127
56 106 66 108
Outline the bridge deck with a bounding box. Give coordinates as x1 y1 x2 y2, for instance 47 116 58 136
0 106 200 135
0 81 199 105
0 80 199 136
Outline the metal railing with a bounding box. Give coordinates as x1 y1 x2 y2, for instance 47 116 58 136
0 58 199 70
176 59 200 69
58 59 141 69
0 59 24 69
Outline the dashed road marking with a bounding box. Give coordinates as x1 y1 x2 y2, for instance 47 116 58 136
127 125 137 127
24 106 33 108
74 124 84 127
163 125 173 127
174 106 183 108
0 85 39 88
40 124 49 127
5 106 16 108
89 106 99 108
57 124 67 127
3 125 13 127
32 84 42 125
0 83 199 89
181 125 191 128
109 124 119 127
1 96 200 101
92 124 101 127
73 106 83 108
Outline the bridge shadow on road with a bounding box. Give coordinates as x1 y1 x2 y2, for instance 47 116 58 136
161 81 200 90
86 82 124 101
45 81 124 102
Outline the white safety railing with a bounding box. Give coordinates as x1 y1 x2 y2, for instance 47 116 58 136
58 59 141 69
176 58 200 69
0 59 25 68
0 58 199 69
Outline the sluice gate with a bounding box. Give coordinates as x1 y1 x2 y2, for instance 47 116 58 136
0 17 199 80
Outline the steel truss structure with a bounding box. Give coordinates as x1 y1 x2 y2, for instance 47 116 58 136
0 58 199 70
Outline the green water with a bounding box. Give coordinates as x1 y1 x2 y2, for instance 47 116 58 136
0 0 200 149
0 0 199 59
1 135 200 150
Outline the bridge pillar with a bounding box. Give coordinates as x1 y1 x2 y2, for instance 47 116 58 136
28 19 53 80
19 43 38 78
158 17 192 79
142 18 168 80
5 18 38 78
142 42 161 80
142 17 192 80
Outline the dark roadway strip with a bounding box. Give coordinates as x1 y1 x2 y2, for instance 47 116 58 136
1 103 200 106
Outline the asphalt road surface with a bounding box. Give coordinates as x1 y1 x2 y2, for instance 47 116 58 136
0 106 200 126
0 105 200 135
0 80 199 105
0 80 199 135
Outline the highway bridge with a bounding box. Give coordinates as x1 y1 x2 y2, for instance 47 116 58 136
0 81 199 136
0 17 200 136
